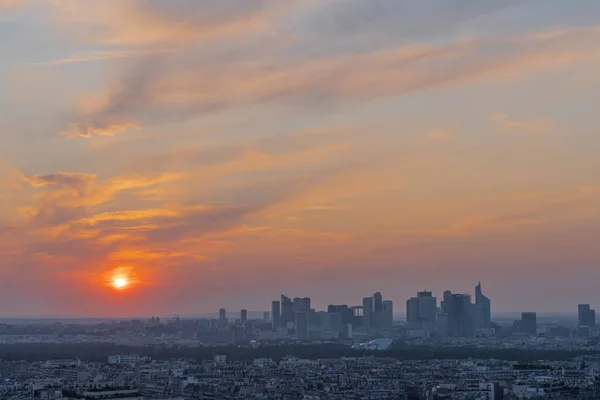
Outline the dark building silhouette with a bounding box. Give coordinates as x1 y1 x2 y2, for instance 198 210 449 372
373 292 383 313
293 297 310 312
240 309 247 324
474 282 492 329
218 308 227 329
362 297 373 330
406 291 437 329
445 293 474 337
327 304 354 325
578 304 596 327
521 312 537 336
281 295 294 326
271 301 280 331
295 311 308 339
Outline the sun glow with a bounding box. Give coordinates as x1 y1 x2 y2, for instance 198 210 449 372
113 277 128 289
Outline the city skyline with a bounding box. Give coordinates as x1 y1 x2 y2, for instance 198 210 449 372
1 1 600 316
3 282 595 321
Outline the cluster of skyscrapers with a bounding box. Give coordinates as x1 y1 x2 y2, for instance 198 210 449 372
212 283 598 340
405 282 492 338
269 292 394 339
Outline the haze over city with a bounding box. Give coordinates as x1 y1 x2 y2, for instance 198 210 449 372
0 0 600 317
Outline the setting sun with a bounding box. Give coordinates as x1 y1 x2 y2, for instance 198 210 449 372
113 278 128 289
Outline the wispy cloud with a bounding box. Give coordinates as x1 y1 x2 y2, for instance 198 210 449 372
57 24 600 137
490 114 554 134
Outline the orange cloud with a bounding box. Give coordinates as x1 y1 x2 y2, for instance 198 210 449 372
56 25 600 137
21 172 184 212
490 114 554 134
47 0 278 47
58 121 141 138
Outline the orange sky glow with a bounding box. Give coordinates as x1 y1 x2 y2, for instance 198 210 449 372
0 1 600 316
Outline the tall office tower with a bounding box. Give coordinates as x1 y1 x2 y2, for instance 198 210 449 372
373 292 383 313
326 312 342 333
441 290 453 315
303 297 312 311
578 304 596 327
271 301 280 331
362 297 374 330
406 291 437 329
293 297 310 312
240 309 248 324
263 311 270 322
474 282 492 329
281 295 294 326
219 308 227 329
521 312 537 336
446 294 473 337
382 300 394 329
328 305 354 325
295 311 309 339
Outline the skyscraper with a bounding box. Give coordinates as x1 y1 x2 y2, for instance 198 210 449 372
295 311 308 339
362 297 373 329
327 304 354 325
406 291 437 329
326 312 342 333
271 301 280 331
474 282 491 329
446 294 473 337
281 295 294 326
240 309 247 324
578 304 596 327
521 312 537 336
263 311 270 322
373 292 383 313
219 308 227 329
382 300 394 329
293 297 310 312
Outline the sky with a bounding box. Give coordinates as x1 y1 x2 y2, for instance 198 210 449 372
0 0 600 317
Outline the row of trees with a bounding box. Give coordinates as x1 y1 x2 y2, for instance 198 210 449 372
0 343 593 363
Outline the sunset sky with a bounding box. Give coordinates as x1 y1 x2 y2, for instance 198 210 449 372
1 0 600 317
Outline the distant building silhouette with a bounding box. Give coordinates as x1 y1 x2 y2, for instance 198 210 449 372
474 282 492 329
271 301 280 331
444 293 473 337
362 297 373 330
281 295 294 327
578 304 596 327
373 292 383 314
520 312 537 336
406 291 437 330
218 308 227 329
295 311 308 339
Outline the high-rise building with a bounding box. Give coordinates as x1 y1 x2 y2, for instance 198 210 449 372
474 282 492 329
263 311 270 322
406 291 437 329
327 305 354 325
362 297 373 330
295 311 308 339
293 297 310 312
281 295 294 326
441 290 453 315
446 294 473 337
373 292 383 313
521 312 537 336
218 308 227 329
381 300 394 329
578 304 596 327
271 301 280 331
326 312 342 333
240 309 247 324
